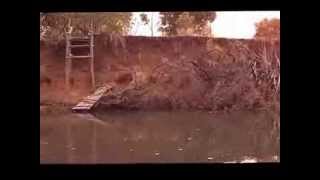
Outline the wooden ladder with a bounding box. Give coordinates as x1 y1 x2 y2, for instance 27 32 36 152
65 30 95 90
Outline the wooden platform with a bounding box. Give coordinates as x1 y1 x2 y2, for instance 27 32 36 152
72 83 113 113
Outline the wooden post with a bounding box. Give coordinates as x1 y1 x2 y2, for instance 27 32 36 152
90 32 95 90
65 58 72 90
65 33 72 90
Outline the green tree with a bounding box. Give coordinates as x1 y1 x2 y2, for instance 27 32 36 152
159 12 216 36
254 18 280 41
40 12 133 41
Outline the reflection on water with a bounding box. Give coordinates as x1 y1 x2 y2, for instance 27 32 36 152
40 110 279 164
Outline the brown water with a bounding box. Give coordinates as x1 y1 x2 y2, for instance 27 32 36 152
40 110 279 164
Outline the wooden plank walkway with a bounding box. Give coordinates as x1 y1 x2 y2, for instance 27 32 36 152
72 83 114 113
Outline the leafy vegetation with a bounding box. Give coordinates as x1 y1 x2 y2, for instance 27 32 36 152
158 12 216 36
40 12 133 41
254 18 280 41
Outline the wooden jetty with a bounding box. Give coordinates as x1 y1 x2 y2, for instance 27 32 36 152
72 83 114 113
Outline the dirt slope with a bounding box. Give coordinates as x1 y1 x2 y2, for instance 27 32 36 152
40 35 280 114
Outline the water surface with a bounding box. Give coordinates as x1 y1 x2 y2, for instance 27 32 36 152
40 110 279 164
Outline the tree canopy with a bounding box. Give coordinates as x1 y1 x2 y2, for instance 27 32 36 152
158 12 216 36
40 13 133 41
254 18 280 41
